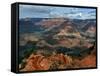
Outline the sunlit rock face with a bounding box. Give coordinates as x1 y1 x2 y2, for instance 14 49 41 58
19 53 73 71
19 47 96 71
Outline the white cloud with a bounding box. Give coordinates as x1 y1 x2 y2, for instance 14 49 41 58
19 4 96 19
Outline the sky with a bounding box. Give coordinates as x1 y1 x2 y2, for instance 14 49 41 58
19 4 96 19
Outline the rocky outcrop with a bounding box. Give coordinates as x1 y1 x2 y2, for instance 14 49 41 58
19 46 96 71
20 53 72 71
